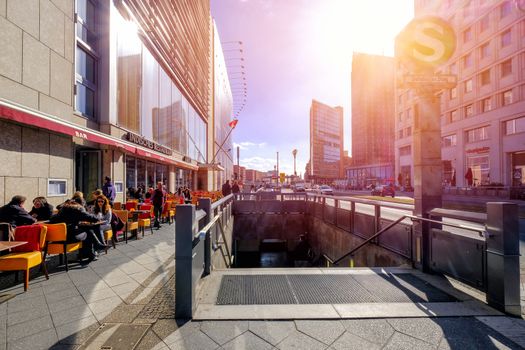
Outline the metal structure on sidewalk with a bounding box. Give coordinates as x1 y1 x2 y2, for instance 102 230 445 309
175 192 521 318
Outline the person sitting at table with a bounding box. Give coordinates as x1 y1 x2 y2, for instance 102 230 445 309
29 196 54 221
48 200 106 263
93 195 112 247
0 195 36 228
86 189 103 212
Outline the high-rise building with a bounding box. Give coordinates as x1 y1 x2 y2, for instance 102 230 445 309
0 0 231 205
308 99 344 183
348 53 395 188
395 1 525 191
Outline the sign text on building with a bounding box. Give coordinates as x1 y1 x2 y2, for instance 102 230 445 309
126 132 172 156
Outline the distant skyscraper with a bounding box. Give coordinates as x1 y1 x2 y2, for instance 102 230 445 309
348 53 395 188
308 100 344 183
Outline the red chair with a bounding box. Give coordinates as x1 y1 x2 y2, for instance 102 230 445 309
125 201 138 211
143 198 152 204
138 204 154 236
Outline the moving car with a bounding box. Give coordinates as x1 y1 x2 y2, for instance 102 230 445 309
295 184 306 192
318 185 334 195
371 184 395 197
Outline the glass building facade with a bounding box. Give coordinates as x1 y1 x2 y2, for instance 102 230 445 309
115 9 207 163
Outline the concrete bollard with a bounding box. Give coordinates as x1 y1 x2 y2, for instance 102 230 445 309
175 204 196 319
485 202 521 316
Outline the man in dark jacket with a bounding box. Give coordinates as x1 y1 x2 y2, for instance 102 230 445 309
151 182 165 228
231 181 240 194
102 177 116 205
0 195 36 228
222 180 232 197
48 200 104 263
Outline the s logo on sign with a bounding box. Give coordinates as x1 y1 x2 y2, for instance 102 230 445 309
396 16 456 68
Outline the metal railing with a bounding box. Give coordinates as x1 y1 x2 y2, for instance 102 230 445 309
323 214 486 267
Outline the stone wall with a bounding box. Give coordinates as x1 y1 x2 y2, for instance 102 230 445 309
307 215 411 267
0 0 82 124
0 119 73 206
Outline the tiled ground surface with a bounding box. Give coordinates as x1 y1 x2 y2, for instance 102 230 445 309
0 219 524 350
0 225 175 350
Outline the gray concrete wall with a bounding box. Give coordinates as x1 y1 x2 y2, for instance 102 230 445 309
0 119 73 206
233 213 306 241
307 215 411 267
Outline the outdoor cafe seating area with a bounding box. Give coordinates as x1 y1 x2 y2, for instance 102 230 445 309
0 190 224 294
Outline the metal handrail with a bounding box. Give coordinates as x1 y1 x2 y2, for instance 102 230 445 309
323 214 486 266
196 207 233 267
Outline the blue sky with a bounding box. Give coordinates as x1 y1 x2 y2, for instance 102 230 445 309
211 0 414 176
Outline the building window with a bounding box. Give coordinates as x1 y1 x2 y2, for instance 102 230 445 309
467 155 490 186
406 108 412 122
480 69 490 85
405 126 412 137
501 29 511 47
75 0 97 119
398 130 403 139
451 110 459 122
465 104 473 117
480 14 489 32
505 116 525 135
480 42 490 58
501 59 512 77
399 145 411 156
48 179 67 196
398 112 403 123
503 90 513 105
463 27 472 42
463 53 472 68
482 97 492 112
466 126 490 142
500 0 512 18
442 134 457 147
449 62 457 74
398 94 403 105
465 79 473 92
450 87 457 99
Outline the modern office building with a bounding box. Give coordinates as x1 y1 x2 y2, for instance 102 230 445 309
308 99 344 184
347 53 395 188
0 0 232 206
396 0 525 189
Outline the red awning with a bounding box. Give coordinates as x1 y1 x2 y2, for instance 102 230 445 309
0 101 200 171
0 102 136 153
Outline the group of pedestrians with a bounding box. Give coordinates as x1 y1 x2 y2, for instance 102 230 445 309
221 180 241 196
0 176 119 265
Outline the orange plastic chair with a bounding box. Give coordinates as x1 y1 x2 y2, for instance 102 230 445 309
161 201 175 224
137 204 153 236
103 229 115 253
113 202 122 210
113 210 139 243
0 225 48 291
43 223 82 271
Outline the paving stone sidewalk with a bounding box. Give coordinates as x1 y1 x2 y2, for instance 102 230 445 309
0 224 176 350
2 221 524 350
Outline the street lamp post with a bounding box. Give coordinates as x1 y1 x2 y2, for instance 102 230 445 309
292 149 297 176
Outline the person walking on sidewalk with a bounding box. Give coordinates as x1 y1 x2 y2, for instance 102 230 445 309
151 181 166 229
102 176 116 206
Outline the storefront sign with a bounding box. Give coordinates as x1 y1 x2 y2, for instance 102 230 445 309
466 146 489 154
126 132 172 156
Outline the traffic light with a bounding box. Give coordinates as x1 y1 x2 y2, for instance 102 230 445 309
279 172 285 183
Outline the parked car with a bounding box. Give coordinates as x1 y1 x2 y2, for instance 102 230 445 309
295 185 306 192
318 185 334 195
371 184 395 197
